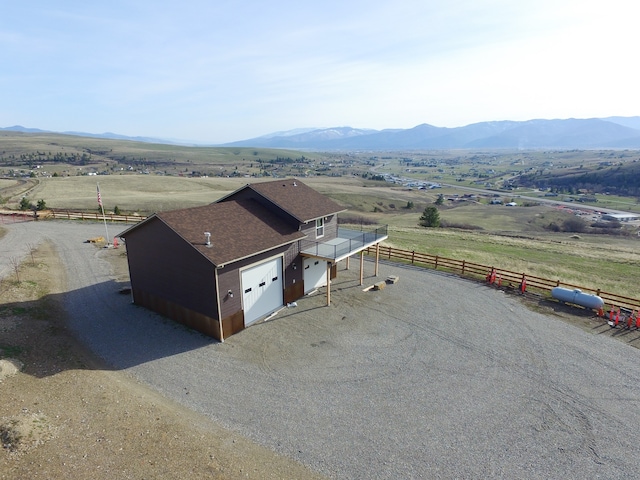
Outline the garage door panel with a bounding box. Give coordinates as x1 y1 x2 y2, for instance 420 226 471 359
242 258 283 326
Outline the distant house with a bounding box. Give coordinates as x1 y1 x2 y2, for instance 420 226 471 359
602 213 639 222
119 179 388 341
505 202 517 207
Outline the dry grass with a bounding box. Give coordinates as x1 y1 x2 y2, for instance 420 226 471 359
23 176 248 213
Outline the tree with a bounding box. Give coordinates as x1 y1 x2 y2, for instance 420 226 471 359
113 205 121 215
19 197 32 211
36 199 47 211
405 201 414 209
434 194 444 205
419 205 440 227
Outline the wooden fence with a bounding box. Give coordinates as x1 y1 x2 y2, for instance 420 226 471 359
48 209 145 223
365 244 640 312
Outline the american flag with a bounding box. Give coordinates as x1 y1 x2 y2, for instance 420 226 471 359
97 184 103 207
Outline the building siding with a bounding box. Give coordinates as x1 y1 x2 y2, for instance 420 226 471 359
124 218 218 320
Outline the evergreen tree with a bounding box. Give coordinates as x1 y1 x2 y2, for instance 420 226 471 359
419 206 440 227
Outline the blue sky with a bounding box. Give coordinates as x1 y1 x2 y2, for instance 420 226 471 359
2 1 638 143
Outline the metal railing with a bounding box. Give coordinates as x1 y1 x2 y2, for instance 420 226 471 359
300 225 388 260
0 211 37 223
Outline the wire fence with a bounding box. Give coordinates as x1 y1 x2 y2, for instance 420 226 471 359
365 244 640 312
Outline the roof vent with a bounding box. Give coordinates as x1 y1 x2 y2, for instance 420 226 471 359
204 232 211 246
293 181 297 187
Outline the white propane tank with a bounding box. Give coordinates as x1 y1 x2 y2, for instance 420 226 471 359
551 287 604 309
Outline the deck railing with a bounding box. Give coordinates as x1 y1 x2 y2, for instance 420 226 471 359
300 225 388 260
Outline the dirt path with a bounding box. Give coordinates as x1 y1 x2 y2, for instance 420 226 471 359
0 242 325 479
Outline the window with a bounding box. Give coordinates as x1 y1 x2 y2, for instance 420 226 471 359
316 218 324 238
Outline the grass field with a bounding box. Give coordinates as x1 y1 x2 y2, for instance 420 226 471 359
2 169 639 302
22 176 247 212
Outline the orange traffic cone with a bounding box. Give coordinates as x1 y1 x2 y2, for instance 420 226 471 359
497 274 502 287
615 309 621 327
636 311 640 329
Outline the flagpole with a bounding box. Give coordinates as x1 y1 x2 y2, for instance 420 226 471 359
97 183 110 246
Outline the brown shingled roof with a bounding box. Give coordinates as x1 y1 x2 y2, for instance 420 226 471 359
156 199 305 266
242 179 345 223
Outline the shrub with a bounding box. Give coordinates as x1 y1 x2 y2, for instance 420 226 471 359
439 220 483 230
562 216 587 233
338 215 377 226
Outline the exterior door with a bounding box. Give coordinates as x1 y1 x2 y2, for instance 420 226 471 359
241 257 283 326
303 257 327 293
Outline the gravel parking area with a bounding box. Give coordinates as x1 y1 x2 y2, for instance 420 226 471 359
3 221 640 479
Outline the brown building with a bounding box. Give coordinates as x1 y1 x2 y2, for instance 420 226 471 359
119 179 387 341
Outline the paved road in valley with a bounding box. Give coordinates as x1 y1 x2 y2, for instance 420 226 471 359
2 220 640 479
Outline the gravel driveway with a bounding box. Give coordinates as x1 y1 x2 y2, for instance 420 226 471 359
3 220 640 479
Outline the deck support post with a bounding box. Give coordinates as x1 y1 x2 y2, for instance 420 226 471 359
326 261 332 306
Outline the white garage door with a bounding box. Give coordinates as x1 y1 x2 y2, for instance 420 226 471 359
241 257 283 326
303 257 327 293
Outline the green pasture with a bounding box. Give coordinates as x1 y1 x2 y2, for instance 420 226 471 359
592 194 640 213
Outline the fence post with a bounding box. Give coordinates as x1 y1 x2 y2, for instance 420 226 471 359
556 280 560 286
461 260 466 275
387 246 391 259
435 256 439 269
411 250 415 264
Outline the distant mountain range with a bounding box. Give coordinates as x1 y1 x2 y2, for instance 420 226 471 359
223 117 640 150
0 125 182 145
4 117 640 150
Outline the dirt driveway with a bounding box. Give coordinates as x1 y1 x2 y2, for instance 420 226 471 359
3 221 640 479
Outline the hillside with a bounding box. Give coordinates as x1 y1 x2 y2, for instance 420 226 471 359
513 160 640 197
0 131 327 178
